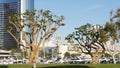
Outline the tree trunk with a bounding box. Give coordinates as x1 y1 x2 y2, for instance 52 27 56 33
112 55 116 64
33 63 36 68
112 40 116 64
27 46 39 63
91 54 102 64
28 47 39 68
29 49 39 63
91 56 99 64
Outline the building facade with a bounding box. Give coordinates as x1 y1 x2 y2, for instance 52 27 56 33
0 0 34 49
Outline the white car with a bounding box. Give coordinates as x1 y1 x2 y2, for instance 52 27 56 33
99 57 109 63
44 60 54 64
68 58 85 64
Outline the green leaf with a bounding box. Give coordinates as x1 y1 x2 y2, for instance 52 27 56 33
21 25 24 28
74 37 78 40
60 23 65 26
65 37 70 40
36 24 41 27
25 32 30 35
42 25 46 31
51 28 57 31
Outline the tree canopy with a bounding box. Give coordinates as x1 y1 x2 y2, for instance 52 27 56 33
6 10 65 63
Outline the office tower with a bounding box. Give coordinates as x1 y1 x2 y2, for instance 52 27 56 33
0 0 34 49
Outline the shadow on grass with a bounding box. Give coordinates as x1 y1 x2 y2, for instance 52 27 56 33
37 65 94 68
0 65 8 68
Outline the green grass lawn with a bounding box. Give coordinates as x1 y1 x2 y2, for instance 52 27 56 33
0 64 120 68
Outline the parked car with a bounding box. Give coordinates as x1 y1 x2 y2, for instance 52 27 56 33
68 58 86 64
99 57 110 64
44 59 54 64
108 58 120 63
84 58 92 64
58 59 68 64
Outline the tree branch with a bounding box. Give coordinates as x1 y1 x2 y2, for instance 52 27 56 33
7 30 20 44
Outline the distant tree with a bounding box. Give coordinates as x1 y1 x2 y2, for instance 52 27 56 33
66 23 109 64
103 53 111 57
39 49 44 58
10 49 22 58
6 9 64 65
105 8 120 64
39 49 49 59
71 54 77 58
64 52 71 59
0 46 7 50
10 49 16 57
53 45 59 59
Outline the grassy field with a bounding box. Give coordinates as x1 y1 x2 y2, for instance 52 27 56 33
0 64 120 68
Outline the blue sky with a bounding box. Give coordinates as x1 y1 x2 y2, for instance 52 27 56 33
35 0 120 39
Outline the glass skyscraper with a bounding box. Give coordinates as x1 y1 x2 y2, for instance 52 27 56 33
0 0 34 49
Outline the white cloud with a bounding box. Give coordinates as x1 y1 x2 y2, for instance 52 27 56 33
87 4 104 10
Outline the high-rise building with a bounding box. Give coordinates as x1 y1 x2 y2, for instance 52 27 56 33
0 0 34 49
